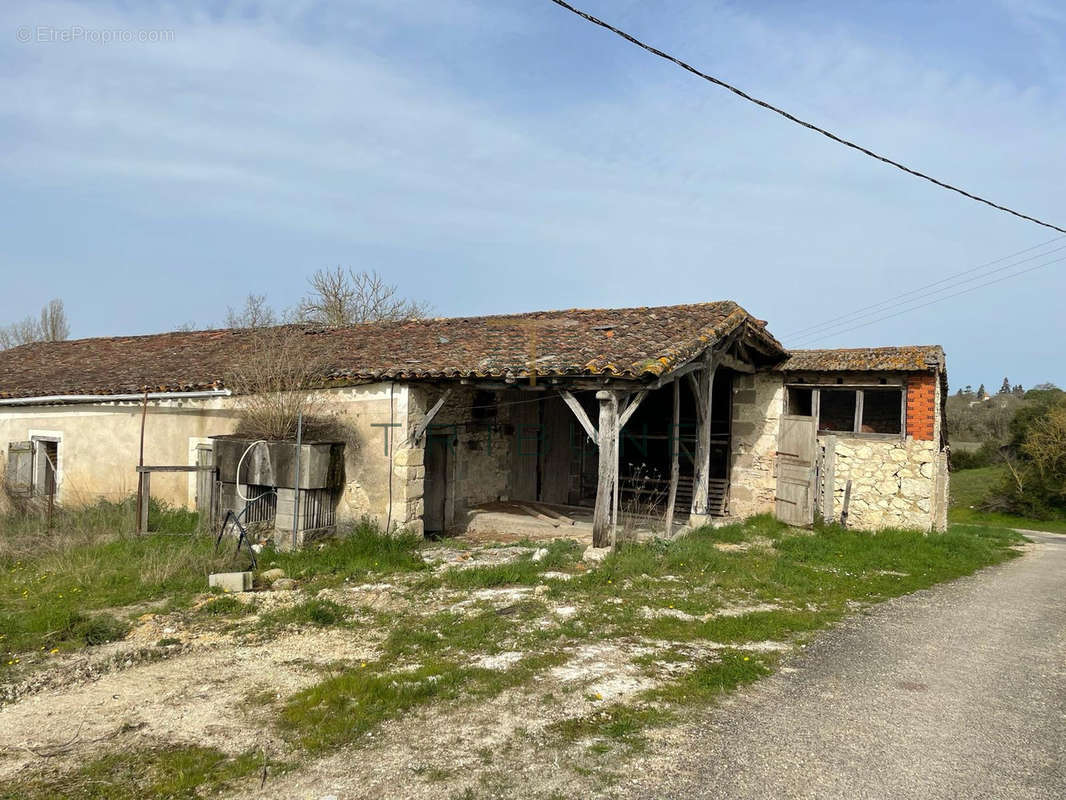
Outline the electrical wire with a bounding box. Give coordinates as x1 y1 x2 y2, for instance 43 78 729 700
790 251 1066 346
546 0 1066 235
789 243 1066 345
234 440 275 503
783 236 1066 340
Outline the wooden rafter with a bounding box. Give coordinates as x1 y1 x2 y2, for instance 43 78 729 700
558 389 598 445
413 389 453 442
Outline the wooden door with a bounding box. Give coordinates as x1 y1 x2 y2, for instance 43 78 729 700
509 395 539 501
424 438 448 534
775 415 816 526
5 441 32 496
195 444 216 529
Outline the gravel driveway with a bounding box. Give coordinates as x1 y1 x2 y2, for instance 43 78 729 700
634 531 1066 800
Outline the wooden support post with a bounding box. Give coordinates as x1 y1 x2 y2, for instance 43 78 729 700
840 479 852 529
690 356 718 520
592 390 619 548
664 378 681 536
138 472 150 534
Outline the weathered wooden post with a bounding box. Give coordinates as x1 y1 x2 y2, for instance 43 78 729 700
664 378 681 536
591 390 619 548
689 354 718 524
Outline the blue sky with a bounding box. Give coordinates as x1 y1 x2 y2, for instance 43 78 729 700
1 0 1063 390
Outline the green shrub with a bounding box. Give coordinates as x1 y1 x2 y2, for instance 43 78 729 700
950 441 1002 471
59 612 129 646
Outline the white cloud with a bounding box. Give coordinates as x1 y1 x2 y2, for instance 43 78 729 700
0 0 1063 385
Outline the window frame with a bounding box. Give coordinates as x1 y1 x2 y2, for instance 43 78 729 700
785 384 907 440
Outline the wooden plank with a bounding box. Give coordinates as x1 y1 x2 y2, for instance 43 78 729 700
840 479 853 528
591 391 618 548
774 415 817 527
517 503 561 527
775 462 812 525
648 359 704 390
821 436 836 522
690 356 717 518
529 502 576 525
664 378 680 536
618 389 648 429
686 371 703 413
558 390 598 445
5 441 32 496
716 353 755 374
509 393 539 501
413 388 453 442
538 397 571 504
136 465 216 473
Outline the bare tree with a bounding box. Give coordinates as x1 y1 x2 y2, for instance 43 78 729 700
225 293 277 329
0 298 70 350
225 327 343 441
39 299 70 342
297 267 430 326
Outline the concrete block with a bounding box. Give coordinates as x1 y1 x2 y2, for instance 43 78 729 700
209 572 252 592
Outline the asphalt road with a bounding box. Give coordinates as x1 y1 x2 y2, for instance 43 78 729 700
637 531 1066 800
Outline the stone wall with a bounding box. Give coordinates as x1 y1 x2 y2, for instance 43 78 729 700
729 371 783 518
404 385 514 532
828 436 941 530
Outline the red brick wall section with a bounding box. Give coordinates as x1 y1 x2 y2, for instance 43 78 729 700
906 374 936 441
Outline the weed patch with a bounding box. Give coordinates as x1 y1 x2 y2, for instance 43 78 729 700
257 522 426 587
0 745 262 800
256 597 350 633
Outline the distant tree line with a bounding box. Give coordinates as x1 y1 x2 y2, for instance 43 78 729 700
950 381 1066 519
0 299 70 350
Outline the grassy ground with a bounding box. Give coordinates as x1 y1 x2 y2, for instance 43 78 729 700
949 465 1066 533
0 513 1027 799
249 518 1022 759
0 500 247 678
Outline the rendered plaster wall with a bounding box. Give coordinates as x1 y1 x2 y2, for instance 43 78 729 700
0 396 244 511
0 384 405 532
729 371 784 518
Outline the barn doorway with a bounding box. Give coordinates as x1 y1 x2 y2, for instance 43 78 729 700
424 433 449 535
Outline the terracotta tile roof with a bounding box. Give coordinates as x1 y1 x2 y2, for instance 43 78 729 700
778 345 944 373
0 301 785 400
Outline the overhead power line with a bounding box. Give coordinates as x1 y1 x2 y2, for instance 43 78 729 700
786 237 1066 341
792 250 1066 346
547 0 1066 235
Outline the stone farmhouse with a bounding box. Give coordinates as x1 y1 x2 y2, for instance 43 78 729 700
0 302 949 545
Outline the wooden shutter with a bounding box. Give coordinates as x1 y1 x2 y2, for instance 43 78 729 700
6 441 33 496
775 416 816 526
